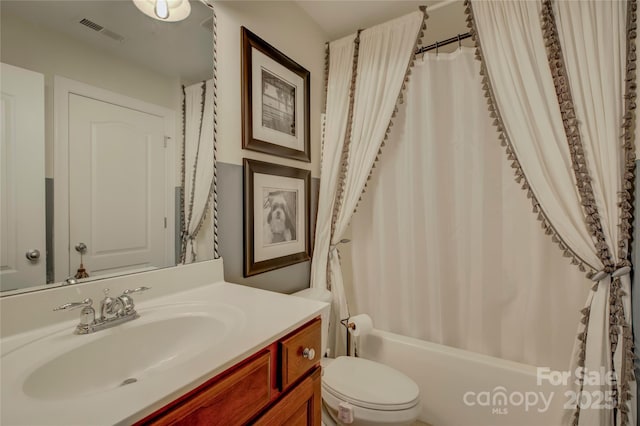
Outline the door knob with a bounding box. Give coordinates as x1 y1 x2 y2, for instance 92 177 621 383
75 243 87 254
25 249 41 261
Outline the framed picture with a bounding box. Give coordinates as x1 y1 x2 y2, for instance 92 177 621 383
243 159 311 276
241 27 311 162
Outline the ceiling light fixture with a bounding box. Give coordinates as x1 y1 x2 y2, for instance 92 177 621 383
132 0 191 22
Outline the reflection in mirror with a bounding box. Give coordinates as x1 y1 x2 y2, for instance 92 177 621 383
0 0 215 294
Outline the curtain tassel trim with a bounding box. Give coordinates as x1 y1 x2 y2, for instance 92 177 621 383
349 7 429 216
330 30 361 234
572 304 592 426
615 2 638 424
320 43 330 168
609 275 636 426
326 29 362 291
179 85 187 263
619 0 638 263
183 80 217 263
323 42 330 115
541 0 616 274
463 0 597 277
179 80 207 263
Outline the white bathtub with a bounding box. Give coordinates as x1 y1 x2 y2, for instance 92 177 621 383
358 329 570 426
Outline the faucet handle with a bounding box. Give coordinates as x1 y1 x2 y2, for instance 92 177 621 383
119 287 149 316
122 286 151 295
53 298 93 311
54 298 96 334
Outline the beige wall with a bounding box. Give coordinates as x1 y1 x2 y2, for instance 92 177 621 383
215 1 328 178
422 1 472 53
0 11 182 179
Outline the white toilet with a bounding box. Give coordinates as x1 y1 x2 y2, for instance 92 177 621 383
293 288 421 426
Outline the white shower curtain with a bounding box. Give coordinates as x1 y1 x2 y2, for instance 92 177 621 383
350 48 590 369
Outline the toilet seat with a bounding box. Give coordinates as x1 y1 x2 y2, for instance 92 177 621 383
322 356 419 411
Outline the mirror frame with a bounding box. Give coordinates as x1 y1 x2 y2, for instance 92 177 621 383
211 4 219 260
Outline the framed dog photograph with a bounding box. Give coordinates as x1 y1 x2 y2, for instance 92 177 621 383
241 26 311 162
243 159 311 276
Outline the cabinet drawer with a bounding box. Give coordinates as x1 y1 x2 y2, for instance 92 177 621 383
147 351 271 426
279 318 321 389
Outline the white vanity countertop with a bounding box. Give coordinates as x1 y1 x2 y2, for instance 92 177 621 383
1 281 328 426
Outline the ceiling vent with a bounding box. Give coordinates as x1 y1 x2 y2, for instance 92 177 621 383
79 18 125 42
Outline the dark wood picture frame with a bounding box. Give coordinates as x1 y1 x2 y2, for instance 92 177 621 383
241 26 311 162
243 159 311 277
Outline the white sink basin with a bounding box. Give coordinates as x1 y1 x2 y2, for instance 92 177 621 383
1 278 328 426
4 302 244 401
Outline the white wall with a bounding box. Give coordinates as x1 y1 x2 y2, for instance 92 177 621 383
215 1 328 178
0 11 182 179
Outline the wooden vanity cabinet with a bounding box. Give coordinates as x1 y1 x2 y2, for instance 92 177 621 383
253 367 321 426
138 317 321 426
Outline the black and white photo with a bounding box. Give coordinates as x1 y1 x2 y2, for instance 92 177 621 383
261 70 296 136
263 189 297 244
243 159 311 277
242 27 310 162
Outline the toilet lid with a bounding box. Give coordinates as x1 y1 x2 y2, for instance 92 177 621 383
322 356 419 411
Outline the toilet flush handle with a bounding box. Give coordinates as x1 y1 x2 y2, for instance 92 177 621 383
302 347 316 360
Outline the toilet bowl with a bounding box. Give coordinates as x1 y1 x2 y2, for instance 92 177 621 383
293 289 420 426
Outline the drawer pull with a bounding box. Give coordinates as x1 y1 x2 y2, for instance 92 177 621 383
302 348 316 360
280 318 321 389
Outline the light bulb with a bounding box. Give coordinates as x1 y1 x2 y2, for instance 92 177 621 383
133 0 190 22
154 0 169 19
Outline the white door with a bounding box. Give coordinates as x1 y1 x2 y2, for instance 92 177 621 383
0 63 46 291
68 94 167 278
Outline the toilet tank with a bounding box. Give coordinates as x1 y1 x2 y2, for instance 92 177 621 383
291 287 332 358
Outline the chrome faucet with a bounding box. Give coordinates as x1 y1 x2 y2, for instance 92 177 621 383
100 288 125 320
54 286 150 334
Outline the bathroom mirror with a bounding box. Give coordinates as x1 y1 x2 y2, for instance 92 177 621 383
0 0 216 294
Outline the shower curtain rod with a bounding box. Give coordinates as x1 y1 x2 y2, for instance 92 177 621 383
416 32 472 54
